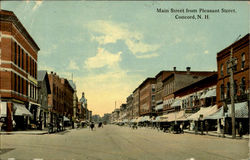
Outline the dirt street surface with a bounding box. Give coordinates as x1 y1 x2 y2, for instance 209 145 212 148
0 125 249 160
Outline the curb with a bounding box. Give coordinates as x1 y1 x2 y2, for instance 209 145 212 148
184 130 249 140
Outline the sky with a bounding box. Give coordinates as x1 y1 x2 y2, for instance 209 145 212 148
2 1 249 116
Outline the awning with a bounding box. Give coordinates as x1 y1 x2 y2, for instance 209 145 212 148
171 99 181 107
13 103 32 116
142 116 151 122
122 119 128 123
0 102 7 117
176 113 192 121
63 116 70 121
201 89 216 99
187 105 218 121
205 107 224 120
137 116 144 122
155 103 163 111
226 102 248 118
152 116 161 122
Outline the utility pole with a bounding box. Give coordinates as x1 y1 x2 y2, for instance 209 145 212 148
230 35 241 139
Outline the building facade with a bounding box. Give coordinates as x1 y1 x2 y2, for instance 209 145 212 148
47 72 74 125
139 78 156 116
162 67 216 114
132 87 140 119
37 70 51 129
216 34 249 108
126 94 133 120
0 10 40 131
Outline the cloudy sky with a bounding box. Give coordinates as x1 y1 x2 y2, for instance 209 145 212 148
2 1 249 116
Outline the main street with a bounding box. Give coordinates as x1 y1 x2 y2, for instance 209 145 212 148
0 125 248 160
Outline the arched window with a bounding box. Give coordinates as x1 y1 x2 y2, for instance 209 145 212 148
220 63 224 77
241 53 245 69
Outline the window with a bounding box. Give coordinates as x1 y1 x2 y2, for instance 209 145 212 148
233 58 237 72
26 53 28 72
30 57 32 75
14 42 17 64
152 95 155 101
22 49 24 69
220 84 224 100
18 45 21 67
26 81 28 96
226 61 230 74
220 63 224 77
226 82 230 98
234 80 237 96
14 74 17 91
240 77 246 95
18 76 20 93
241 53 245 69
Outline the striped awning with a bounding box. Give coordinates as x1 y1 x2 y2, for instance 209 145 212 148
226 102 248 118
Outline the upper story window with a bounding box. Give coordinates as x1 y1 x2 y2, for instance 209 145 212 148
226 82 230 98
226 61 230 74
234 80 238 96
14 42 17 64
233 58 238 72
220 63 224 77
241 53 245 69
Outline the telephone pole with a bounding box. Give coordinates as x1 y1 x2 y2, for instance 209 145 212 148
230 35 241 139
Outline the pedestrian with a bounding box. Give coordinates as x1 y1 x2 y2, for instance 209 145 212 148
180 122 184 133
12 119 16 130
239 122 243 137
90 122 95 131
205 120 209 135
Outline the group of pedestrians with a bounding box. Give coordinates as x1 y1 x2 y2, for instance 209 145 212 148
90 122 103 131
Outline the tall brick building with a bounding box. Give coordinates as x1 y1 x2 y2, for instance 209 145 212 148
216 34 249 107
0 10 40 131
139 78 156 116
47 72 74 125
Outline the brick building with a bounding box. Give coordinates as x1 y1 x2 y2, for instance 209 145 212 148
37 70 51 129
0 10 40 131
132 87 140 119
162 67 216 114
154 70 174 115
47 72 74 125
174 73 218 113
216 34 249 108
139 78 156 116
126 94 133 120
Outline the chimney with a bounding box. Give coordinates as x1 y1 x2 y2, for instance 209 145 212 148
173 67 176 72
186 67 191 74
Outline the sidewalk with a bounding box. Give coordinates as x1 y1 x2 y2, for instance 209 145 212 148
0 127 73 135
184 129 249 140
